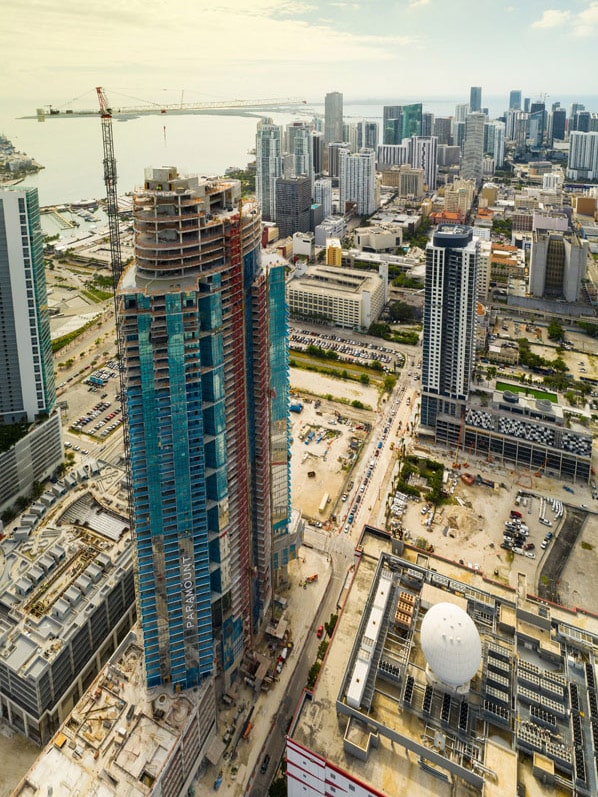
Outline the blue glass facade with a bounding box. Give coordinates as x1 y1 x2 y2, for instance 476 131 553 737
124 288 216 688
268 264 294 572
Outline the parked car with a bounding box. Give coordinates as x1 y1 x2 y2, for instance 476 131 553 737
260 754 270 774
317 625 324 638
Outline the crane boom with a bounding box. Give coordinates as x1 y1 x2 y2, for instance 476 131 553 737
35 94 307 120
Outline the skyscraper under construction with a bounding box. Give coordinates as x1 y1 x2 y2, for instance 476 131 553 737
116 168 295 690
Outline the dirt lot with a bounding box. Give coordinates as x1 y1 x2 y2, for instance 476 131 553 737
288 380 377 522
289 367 598 611
290 367 380 408
395 443 598 611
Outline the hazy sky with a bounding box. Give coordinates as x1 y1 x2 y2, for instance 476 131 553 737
2 0 597 119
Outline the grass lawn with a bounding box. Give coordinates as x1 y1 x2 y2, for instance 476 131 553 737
495 381 558 403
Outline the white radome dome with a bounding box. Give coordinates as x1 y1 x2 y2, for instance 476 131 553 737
420 602 481 686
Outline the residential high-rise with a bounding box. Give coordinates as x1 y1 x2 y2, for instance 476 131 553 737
376 144 409 169
339 149 378 216
433 116 452 145
342 122 359 153
454 103 469 124
327 142 351 183
324 91 343 144
0 187 62 513
256 118 283 221
358 120 379 151
311 130 325 176
421 112 434 137
275 175 312 237
313 177 332 219
286 121 314 193
570 110 591 133
0 187 55 424
118 168 294 691
567 131 598 180
509 89 522 111
484 121 505 168
421 226 478 432
453 120 466 149
469 86 482 113
461 112 486 184
408 136 438 190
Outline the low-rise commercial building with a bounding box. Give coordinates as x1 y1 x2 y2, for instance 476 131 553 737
355 223 402 253
287 263 388 330
288 527 598 796
314 216 346 247
446 389 592 483
0 490 136 744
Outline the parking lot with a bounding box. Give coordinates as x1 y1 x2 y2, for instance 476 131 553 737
290 325 401 371
68 362 123 440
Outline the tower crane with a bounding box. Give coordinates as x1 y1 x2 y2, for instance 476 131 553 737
96 87 123 287
96 87 132 520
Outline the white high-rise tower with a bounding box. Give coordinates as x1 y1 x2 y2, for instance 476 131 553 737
256 118 283 221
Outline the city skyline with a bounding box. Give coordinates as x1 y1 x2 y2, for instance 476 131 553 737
2 1 598 123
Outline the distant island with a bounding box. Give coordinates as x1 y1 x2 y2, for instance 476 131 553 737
0 134 43 185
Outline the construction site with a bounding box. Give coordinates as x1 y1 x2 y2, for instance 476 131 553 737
289 393 376 522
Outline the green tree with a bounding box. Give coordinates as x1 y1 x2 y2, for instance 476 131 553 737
547 320 564 341
578 321 598 337
388 300 416 323
368 322 391 340
360 374 370 385
269 778 287 797
383 374 397 393
551 357 567 373
31 481 45 500
325 613 338 637
307 662 321 688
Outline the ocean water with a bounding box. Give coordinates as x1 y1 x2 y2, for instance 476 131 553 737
4 96 597 207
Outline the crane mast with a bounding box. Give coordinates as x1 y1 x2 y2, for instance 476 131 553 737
96 86 123 287
96 86 133 524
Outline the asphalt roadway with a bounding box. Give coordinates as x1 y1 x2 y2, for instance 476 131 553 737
247 531 354 796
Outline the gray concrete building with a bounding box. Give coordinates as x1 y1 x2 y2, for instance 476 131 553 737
0 490 136 743
529 231 588 303
287 526 598 796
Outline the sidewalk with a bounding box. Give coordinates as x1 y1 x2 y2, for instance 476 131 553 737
194 545 332 795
